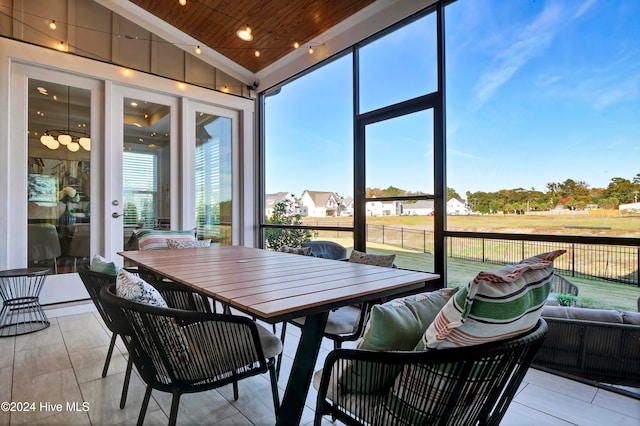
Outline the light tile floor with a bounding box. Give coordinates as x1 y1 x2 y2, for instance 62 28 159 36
0 303 638 425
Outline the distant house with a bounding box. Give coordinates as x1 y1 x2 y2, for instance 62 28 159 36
403 200 434 215
265 192 295 218
619 202 640 212
300 190 339 217
366 199 401 216
339 197 354 216
447 198 471 215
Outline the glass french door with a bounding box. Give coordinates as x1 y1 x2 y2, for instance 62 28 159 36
106 90 240 259
12 64 102 303
106 87 178 261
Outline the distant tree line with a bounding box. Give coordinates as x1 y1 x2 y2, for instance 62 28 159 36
366 186 428 198
464 174 640 214
365 173 640 214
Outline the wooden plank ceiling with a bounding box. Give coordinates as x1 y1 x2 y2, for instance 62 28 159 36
130 0 376 73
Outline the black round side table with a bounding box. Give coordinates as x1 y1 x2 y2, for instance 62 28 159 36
0 267 50 337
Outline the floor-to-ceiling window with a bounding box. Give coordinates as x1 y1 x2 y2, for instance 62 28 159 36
445 0 640 235
261 5 444 276
354 10 440 272
444 0 640 295
262 53 355 252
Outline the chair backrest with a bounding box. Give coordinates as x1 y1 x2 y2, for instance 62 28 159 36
99 283 269 391
301 240 347 260
78 267 118 333
137 270 212 313
27 223 62 262
552 273 579 296
315 319 548 426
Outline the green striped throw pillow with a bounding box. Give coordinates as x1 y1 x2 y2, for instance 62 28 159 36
419 250 566 349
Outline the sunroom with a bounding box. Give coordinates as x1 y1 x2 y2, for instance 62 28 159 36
0 0 638 424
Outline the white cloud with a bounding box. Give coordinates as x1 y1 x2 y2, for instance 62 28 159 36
535 73 562 87
447 148 483 160
475 2 565 106
573 0 598 19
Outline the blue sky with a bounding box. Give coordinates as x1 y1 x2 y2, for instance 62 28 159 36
265 0 640 199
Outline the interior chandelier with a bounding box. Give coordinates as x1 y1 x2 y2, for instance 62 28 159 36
40 130 90 152
39 85 91 152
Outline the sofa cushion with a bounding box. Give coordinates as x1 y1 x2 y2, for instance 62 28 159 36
420 250 565 349
349 250 395 268
542 306 624 323
135 229 195 251
622 311 640 325
90 254 120 275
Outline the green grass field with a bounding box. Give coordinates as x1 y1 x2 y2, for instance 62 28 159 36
302 213 640 312
367 242 639 312
303 212 640 237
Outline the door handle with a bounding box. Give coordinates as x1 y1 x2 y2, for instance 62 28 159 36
112 212 123 218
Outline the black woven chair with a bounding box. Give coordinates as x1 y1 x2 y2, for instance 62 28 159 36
137 267 214 313
99 283 282 426
314 319 548 426
302 240 348 260
281 248 394 351
78 268 132 409
278 249 396 377
283 303 372 349
78 267 217 409
552 273 579 296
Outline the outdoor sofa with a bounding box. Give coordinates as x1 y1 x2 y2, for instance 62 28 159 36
533 305 640 386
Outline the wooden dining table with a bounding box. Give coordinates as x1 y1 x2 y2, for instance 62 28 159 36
119 245 440 426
